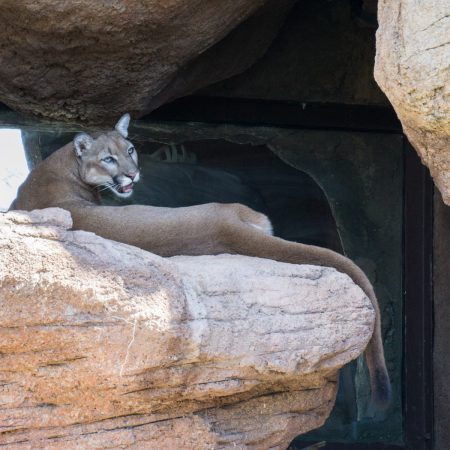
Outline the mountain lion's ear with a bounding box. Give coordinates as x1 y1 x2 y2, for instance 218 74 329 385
115 113 130 138
73 133 94 158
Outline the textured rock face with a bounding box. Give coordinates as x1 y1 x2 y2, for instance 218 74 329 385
0 0 293 123
375 0 450 204
0 208 375 449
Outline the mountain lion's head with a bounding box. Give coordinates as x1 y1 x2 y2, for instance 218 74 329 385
73 114 140 199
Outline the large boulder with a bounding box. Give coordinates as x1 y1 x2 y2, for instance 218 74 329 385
375 0 450 204
0 208 375 449
0 0 294 123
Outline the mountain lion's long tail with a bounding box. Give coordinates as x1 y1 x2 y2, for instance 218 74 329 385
229 222 392 410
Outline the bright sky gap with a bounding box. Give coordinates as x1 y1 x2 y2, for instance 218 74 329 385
0 129 29 212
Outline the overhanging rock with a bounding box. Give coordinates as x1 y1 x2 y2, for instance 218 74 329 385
0 0 293 123
0 208 375 449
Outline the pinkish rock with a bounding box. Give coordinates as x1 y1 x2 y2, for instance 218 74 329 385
0 208 375 448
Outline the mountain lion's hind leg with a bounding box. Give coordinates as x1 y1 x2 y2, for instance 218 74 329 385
228 203 273 236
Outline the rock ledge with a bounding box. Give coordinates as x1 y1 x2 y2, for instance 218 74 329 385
0 208 375 449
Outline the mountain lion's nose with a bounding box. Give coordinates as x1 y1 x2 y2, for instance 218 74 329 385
127 172 137 181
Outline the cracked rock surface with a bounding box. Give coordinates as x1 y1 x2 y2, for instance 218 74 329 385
0 208 375 449
375 0 450 204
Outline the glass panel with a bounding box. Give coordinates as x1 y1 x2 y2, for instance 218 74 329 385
1 113 403 444
0 129 29 211
271 131 404 445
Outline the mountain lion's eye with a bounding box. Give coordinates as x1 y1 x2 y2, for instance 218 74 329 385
102 156 116 164
128 147 135 155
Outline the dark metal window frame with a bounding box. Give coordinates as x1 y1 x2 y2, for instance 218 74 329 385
148 97 434 450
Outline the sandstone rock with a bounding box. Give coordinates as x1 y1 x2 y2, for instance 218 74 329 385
375 0 450 204
0 0 292 123
0 208 375 449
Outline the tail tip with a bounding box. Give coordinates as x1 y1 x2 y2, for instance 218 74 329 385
372 367 392 410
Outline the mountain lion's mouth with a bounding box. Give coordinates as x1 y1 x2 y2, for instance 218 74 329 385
118 182 134 194
106 181 135 198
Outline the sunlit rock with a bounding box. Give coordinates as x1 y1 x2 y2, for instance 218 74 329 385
375 0 450 204
0 208 374 449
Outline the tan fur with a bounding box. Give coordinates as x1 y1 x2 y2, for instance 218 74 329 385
11 115 391 409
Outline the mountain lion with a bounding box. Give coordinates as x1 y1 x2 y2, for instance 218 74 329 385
11 114 391 409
